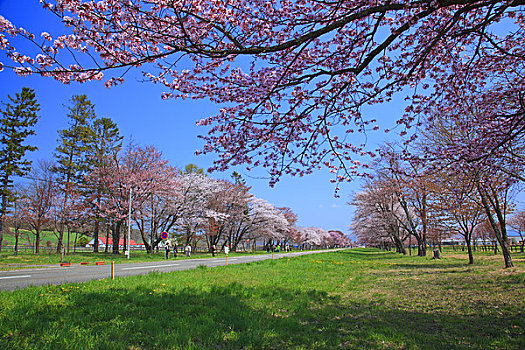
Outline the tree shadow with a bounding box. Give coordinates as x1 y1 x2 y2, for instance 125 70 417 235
340 249 402 260
392 263 469 270
2 281 523 349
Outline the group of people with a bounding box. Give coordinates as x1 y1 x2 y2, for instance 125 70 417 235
266 244 291 253
164 241 192 259
210 244 229 257
164 241 230 259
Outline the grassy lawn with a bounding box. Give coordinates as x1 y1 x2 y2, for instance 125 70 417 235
1 228 61 246
0 248 524 349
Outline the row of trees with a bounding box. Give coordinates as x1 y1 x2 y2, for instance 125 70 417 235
2 1 523 267
351 96 524 268
0 89 351 255
351 160 524 265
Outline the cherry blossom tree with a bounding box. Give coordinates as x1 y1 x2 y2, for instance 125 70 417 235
416 46 525 179
51 184 86 255
21 160 56 253
274 206 299 246
420 103 518 267
1 1 524 186
173 172 222 249
374 149 434 256
89 143 174 254
247 196 291 250
475 171 515 267
328 230 353 248
8 186 26 256
197 177 251 251
131 162 180 253
351 180 409 254
473 219 498 252
431 172 485 264
296 227 331 248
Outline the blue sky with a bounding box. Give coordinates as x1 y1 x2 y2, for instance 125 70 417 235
0 0 409 237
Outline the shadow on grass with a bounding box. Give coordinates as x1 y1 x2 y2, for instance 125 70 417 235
1 281 523 350
392 263 469 270
340 249 403 261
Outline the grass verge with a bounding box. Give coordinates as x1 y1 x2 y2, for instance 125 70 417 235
0 248 524 349
0 250 273 270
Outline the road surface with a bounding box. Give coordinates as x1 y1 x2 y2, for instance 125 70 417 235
0 249 339 291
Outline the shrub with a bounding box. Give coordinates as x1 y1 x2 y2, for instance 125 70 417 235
77 236 91 247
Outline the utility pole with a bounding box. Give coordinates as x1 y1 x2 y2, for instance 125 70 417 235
127 187 132 259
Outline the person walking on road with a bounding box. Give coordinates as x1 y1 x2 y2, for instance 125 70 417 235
185 244 192 257
165 242 170 259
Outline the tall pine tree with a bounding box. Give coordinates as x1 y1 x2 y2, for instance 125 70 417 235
86 117 122 252
0 87 40 252
54 94 96 254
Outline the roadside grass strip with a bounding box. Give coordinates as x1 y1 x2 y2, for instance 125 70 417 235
0 248 523 349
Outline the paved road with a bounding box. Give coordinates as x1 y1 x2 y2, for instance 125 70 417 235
0 250 338 291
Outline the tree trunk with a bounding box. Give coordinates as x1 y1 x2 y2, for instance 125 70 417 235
104 222 110 253
93 191 102 253
73 230 78 253
477 182 513 268
35 228 41 254
56 222 64 254
138 226 152 254
14 227 19 256
93 219 100 253
67 227 71 255
392 234 406 255
123 224 127 254
420 192 428 257
466 239 474 265
419 235 427 257
415 236 426 256
112 221 122 254
500 241 514 268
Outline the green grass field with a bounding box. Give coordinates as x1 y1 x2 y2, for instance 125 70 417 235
1 228 62 246
0 248 524 349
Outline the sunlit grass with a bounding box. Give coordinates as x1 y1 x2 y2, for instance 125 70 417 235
0 248 524 349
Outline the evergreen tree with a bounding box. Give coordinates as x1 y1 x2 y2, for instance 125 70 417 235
183 163 204 174
0 87 40 252
86 117 122 252
54 94 96 254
